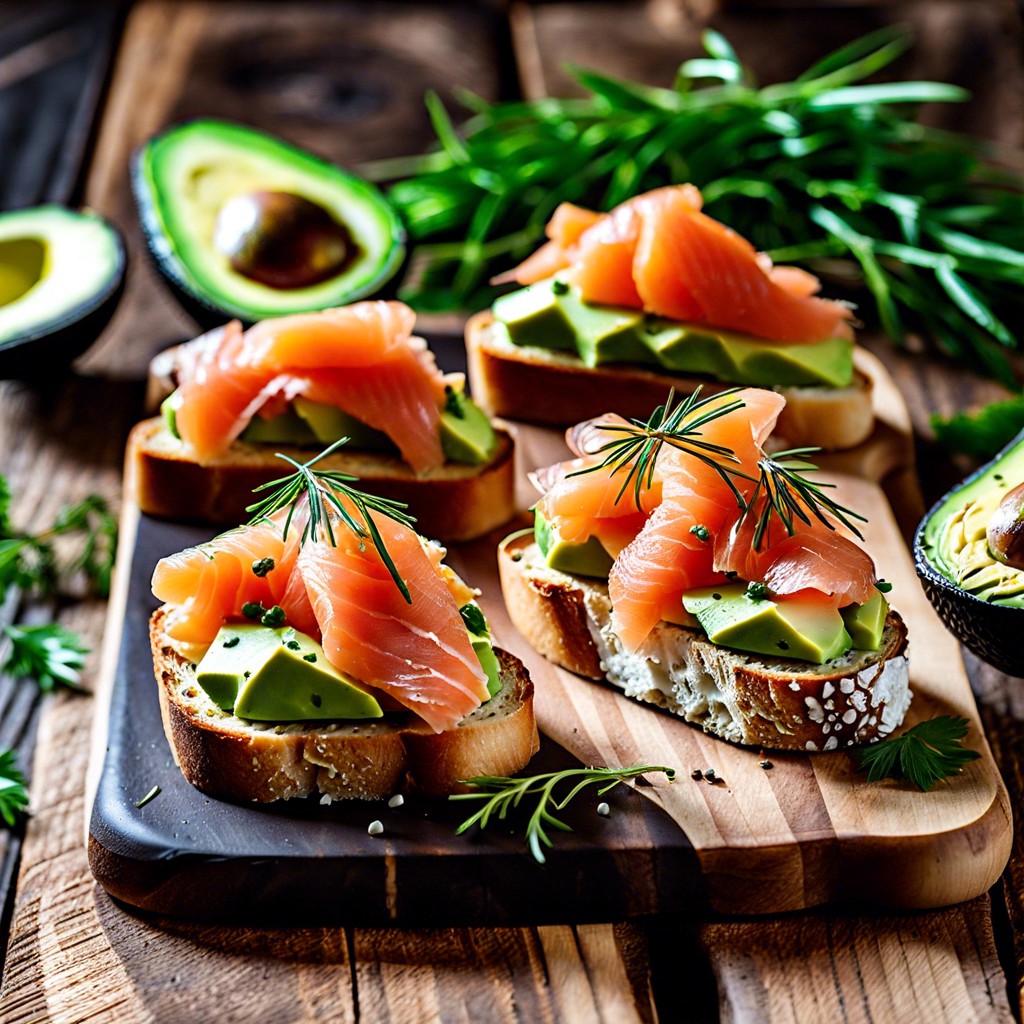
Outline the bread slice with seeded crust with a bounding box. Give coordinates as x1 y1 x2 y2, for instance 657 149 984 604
497 532 910 752
151 606 539 802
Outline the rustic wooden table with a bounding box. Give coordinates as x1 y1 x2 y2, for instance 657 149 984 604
2 1 1024 1020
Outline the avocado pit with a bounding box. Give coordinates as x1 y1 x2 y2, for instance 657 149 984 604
986 482 1024 570
214 191 357 290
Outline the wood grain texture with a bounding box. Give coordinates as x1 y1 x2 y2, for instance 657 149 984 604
78 0 504 380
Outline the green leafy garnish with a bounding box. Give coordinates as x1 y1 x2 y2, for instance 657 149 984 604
370 28 1024 384
568 388 749 511
451 764 675 863
932 398 1024 460
743 449 867 550
3 623 88 692
0 478 117 598
134 785 161 809
857 716 980 791
247 441 417 603
0 749 28 826
459 602 487 636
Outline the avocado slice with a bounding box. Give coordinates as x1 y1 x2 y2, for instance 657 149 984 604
683 584 852 663
461 603 501 698
840 591 888 651
441 387 498 464
0 206 125 376
133 120 405 325
492 279 577 351
535 508 613 579
292 397 395 451
196 624 383 721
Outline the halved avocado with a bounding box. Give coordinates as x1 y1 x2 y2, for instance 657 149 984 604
915 426 1024 676
0 206 125 377
133 119 405 325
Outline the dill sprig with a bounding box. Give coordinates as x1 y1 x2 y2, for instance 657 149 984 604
451 764 676 863
743 449 868 550
857 717 980 791
246 440 417 603
0 749 28 826
567 388 750 511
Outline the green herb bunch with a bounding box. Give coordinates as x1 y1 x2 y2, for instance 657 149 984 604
369 28 1024 384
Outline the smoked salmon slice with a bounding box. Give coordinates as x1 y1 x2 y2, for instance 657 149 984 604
172 302 447 472
299 499 488 733
507 185 854 345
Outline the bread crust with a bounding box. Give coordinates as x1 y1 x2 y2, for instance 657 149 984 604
497 532 911 752
465 311 874 451
128 417 516 542
151 606 539 802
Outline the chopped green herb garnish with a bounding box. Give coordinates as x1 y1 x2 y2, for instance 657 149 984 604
134 785 161 809
444 385 465 419
285 639 301 651
745 581 769 601
223 635 240 649
303 653 317 664
459 602 488 636
689 524 711 542
260 605 286 628
875 579 893 593
857 716 980 791
551 280 569 296
451 765 676 864
241 602 263 621
251 557 275 578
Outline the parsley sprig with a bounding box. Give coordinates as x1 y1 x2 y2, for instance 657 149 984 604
3 623 88 692
857 716 980 791
0 749 28 826
247 440 417 603
451 765 675 863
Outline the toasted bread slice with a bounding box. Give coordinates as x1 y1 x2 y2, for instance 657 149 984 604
151 606 539 802
466 311 874 451
128 417 516 542
497 532 911 752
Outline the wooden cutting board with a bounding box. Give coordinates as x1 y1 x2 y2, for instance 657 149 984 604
86 400 1010 925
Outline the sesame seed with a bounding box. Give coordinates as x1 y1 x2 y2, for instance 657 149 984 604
596 802 611 817
388 794 405 809
367 820 384 836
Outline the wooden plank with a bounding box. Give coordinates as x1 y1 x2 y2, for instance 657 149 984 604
78 0 505 380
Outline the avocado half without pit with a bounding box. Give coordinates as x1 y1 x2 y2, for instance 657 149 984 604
133 119 406 326
915 427 1024 676
0 206 125 377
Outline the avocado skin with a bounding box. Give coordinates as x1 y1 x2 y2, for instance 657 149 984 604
131 120 407 330
915 427 1024 677
0 220 126 380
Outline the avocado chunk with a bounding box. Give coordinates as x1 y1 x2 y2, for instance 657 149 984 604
0 205 125 375
241 408 319 446
490 277 854 388
461 603 501 698
441 387 498 464
643 322 853 387
292 397 395 451
196 624 382 721
840 592 888 650
683 584 852 663
133 119 404 325
535 508 613 579
492 279 578 351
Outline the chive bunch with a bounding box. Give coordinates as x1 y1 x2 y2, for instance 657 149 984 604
366 28 1024 385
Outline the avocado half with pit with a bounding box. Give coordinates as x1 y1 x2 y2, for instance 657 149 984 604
914 427 1024 676
0 206 125 377
132 119 405 326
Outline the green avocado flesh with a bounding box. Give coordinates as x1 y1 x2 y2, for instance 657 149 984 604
462 604 501 698
922 438 1024 606
134 119 405 321
196 624 383 721
683 585 854 664
534 508 613 579
492 277 853 388
840 590 888 650
0 206 123 347
165 388 496 466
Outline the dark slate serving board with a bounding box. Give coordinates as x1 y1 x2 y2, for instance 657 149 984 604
87 512 705 927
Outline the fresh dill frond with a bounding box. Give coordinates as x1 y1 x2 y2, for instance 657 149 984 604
247 440 417 603
743 449 868 550
0 748 28 826
3 623 88 692
567 389 750 512
857 717 980 791
451 764 676 863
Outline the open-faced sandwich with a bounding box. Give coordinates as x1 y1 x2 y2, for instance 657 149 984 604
132 300 515 541
467 185 872 451
149 449 538 802
499 388 910 751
